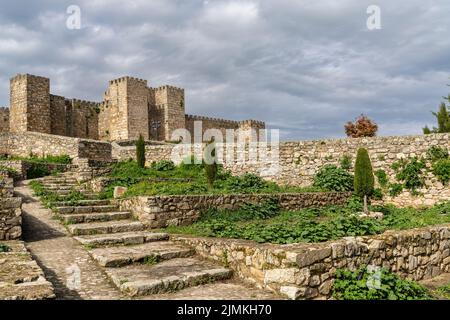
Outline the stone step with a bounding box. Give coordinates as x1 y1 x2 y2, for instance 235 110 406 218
140 281 280 300
43 184 78 188
39 178 78 184
67 220 145 236
55 204 119 214
89 241 195 267
61 211 131 224
51 199 112 207
74 231 169 247
105 257 232 296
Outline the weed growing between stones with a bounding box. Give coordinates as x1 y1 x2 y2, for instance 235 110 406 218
142 255 160 265
0 243 11 252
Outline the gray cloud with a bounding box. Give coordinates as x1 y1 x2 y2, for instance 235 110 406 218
0 0 449 140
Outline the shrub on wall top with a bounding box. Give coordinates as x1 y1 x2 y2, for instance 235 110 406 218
313 164 354 192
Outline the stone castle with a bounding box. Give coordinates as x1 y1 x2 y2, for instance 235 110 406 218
0 74 265 142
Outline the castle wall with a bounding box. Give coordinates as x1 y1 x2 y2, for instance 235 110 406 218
50 95 66 136
185 115 239 141
0 107 9 133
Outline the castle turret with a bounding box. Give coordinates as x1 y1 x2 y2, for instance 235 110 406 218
154 85 185 141
99 76 150 141
9 74 51 133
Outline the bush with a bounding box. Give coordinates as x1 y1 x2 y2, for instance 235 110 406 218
0 243 11 252
151 160 175 171
388 183 404 197
432 159 450 184
340 154 352 170
313 165 354 192
392 157 426 194
332 267 432 300
427 146 449 162
136 134 146 168
344 114 378 138
354 148 374 201
375 169 388 187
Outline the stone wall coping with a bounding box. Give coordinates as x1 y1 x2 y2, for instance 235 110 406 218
117 191 352 202
173 222 450 265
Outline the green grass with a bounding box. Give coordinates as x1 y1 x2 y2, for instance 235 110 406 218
435 283 450 299
0 243 11 253
100 159 323 198
164 198 450 244
28 181 90 208
0 154 71 165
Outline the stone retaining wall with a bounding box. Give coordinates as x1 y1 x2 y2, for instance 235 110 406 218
173 224 450 300
117 192 351 228
0 178 22 240
0 132 112 162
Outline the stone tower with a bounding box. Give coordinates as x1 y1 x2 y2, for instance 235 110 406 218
99 76 150 141
9 74 51 133
153 86 185 141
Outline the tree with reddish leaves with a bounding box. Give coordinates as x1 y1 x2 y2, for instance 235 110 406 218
344 114 378 138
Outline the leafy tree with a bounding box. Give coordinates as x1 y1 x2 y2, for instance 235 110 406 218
423 96 450 134
136 134 146 168
345 114 378 138
354 148 374 214
204 139 218 188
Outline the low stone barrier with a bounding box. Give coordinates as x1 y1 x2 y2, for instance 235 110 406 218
118 192 352 228
173 224 450 300
0 178 22 240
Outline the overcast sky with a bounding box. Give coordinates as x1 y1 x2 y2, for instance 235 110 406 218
0 0 449 140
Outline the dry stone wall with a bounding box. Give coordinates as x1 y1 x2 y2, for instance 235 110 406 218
174 224 450 300
112 133 450 207
0 178 22 240
117 192 351 228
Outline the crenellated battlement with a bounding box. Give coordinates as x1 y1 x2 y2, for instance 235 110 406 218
10 73 49 84
2 73 265 142
185 114 240 125
108 76 148 86
154 85 184 92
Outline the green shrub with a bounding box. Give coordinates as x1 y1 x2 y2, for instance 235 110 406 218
332 267 432 300
432 159 450 184
313 165 354 192
392 157 426 194
136 134 146 168
340 154 352 170
388 183 404 197
0 243 11 252
372 188 384 200
375 169 388 187
354 148 375 214
427 146 449 162
151 160 175 171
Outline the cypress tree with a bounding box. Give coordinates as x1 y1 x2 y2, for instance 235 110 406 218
136 134 146 168
354 148 374 214
204 139 217 188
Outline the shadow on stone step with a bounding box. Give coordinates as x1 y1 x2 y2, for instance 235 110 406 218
22 210 66 242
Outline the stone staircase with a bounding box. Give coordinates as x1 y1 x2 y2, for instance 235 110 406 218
34 171 276 299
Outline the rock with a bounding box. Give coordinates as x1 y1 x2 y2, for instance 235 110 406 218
358 211 384 220
113 186 128 199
